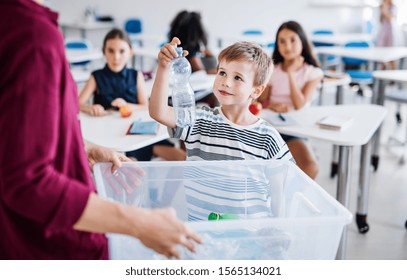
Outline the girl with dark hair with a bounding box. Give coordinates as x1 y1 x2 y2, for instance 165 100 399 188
259 21 323 179
168 10 217 74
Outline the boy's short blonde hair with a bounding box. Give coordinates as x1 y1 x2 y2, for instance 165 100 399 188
217 41 273 87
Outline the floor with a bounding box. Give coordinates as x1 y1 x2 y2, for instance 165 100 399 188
311 84 407 260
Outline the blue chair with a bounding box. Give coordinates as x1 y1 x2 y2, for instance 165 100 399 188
124 18 143 46
312 30 340 69
65 38 93 69
342 41 373 95
242 29 263 36
242 29 266 47
312 29 334 47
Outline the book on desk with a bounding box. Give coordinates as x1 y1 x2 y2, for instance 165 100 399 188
316 116 353 131
127 120 159 135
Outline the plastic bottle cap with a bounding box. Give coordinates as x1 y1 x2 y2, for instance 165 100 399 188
175 47 183 57
208 212 239 221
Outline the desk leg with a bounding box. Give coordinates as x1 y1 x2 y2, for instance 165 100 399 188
80 28 86 39
331 145 339 178
371 80 386 171
356 142 372 234
330 85 345 178
335 84 345 105
335 146 352 260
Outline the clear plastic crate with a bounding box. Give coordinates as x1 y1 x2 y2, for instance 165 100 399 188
94 160 352 260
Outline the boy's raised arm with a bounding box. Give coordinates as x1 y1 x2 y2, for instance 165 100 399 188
149 38 186 128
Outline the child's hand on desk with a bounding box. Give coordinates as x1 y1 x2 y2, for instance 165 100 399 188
111 98 127 108
88 104 107 116
268 103 288 113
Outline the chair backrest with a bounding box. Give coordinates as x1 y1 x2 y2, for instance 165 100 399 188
242 29 263 35
65 38 93 67
124 18 142 34
342 41 370 66
312 30 334 47
266 42 275 48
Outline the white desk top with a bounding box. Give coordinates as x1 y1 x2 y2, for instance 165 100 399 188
59 20 115 30
145 71 215 97
130 34 166 46
261 104 387 146
70 69 91 83
215 33 273 47
132 46 160 59
320 74 351 88
373 70 407 83
66 49 103 64
315 46 407 63
311 33 373 46
79 110 169 152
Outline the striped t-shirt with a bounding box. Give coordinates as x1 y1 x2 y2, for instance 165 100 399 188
169 106 293 221
169 106 293 161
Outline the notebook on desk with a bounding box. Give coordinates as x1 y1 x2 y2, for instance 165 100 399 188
127 120 159 135
316 116 353 131
261 111 297 126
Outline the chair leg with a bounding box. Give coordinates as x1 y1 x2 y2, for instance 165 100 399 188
396 103 402 124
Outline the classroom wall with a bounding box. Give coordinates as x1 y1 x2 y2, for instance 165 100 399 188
51 0 373 48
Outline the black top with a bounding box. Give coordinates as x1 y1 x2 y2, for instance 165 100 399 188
92 65 139 109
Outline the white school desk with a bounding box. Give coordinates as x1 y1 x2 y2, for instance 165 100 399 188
66 49 103 64
214 33 273 48
144 71 216 100
131 46 160 70
311 33 373 46
372 70 407 106
371 70 407 166
316 46 407 70
130 34 166 47
59 20 116 39
79 110 169 152
261 104 387 259
318 74 351 105
70 69 91 83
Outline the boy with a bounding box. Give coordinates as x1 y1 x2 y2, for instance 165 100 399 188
150 37 292 162
150 38 293 221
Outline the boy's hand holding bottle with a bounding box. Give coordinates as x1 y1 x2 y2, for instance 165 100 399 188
157 37 189 69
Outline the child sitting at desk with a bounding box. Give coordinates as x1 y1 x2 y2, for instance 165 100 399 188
79 28 185 161
258 21 323 179
150 38 293 220
168 10 218 107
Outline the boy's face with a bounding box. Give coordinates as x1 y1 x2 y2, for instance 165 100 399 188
103 38 133 73
213 59 263 107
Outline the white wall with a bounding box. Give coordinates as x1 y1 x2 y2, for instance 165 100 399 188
51 0 372 48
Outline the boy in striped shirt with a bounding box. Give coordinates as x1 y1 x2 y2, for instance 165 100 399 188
150 38 293 220
150 38 292 162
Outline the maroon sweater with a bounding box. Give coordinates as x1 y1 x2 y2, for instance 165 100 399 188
0 0 108 259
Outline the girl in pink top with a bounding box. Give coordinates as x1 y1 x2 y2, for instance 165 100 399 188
259 21 323 179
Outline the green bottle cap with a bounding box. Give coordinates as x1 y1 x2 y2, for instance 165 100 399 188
208 212 239 221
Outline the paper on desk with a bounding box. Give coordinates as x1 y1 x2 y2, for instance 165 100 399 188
261 110 297 126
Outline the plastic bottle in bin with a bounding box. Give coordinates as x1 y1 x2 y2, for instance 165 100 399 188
169 47 196 127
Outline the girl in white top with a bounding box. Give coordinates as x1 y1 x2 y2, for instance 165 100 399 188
259 21 323 179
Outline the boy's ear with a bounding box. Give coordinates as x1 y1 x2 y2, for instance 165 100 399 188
251 84 266 99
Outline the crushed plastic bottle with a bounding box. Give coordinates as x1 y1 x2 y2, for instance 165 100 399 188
169 47 196 127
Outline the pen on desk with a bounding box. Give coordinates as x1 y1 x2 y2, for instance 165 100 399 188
278 114 286 122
